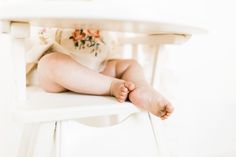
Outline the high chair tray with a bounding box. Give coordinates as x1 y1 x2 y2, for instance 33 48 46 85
0 1 206 34
13 86 140 123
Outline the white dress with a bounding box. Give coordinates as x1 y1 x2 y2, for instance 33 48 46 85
26 27 119 85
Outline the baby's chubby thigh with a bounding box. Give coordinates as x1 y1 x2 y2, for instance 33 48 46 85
37 52 68 92
100 59 119 78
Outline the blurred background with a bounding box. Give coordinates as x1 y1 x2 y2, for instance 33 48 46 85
0 0 235 157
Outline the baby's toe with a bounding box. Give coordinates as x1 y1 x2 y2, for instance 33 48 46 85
119 92 128 102
120 86 128 93
118 96 126 102
160 108 173 120
161 115 169 120
166 112 171 116
121 92 128 96
166 104 174 114
160 110 167 117
124 82 135 91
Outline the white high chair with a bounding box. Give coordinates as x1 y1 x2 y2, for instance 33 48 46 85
0 1 204 157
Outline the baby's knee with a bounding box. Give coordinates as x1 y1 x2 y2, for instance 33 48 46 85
38 53 67 74
37 53 66 92
38 53 63 83
120 59 140 67
126 59 139 65
39 52 63 67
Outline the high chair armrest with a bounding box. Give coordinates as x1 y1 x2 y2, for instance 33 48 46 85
13 86 140 124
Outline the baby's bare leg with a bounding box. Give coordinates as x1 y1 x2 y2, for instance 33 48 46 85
101 59 174 119
37 53 128 99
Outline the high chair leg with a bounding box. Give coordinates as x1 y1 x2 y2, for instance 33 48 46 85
53 122 62 157
10 22 30 100
17 122 58 157
17 124 40 157
151 45 161 87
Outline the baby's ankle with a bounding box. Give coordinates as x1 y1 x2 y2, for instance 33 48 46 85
110 79 130 102
110 79 124 96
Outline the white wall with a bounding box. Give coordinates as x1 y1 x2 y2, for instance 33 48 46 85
0 0 236 157
156 0 236 157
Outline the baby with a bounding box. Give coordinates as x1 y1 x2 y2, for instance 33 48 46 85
27 28 174 120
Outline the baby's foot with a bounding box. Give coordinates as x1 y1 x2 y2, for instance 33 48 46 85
110 80 135 103
129 86 174 119
124 82 136 92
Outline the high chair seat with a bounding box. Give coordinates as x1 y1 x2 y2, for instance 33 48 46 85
15 86 140 123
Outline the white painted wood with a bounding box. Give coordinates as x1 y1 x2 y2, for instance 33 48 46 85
31 123 56 157
1 20 11 33
148 114 170 157
13 86 140 123
148 113 162 157
76 114 130 127
151 46 160 87
11 22 30 38
118 34 191 45
0 2 206 34
11 22 30 101
54 122 61 157
17 122 56 157
131 44 138 60
17 124 40 157
11 38 27 101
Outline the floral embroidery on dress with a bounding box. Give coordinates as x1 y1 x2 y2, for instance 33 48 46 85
69 28 105 56
38 28 48 44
